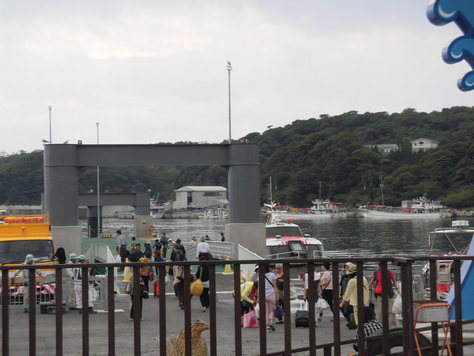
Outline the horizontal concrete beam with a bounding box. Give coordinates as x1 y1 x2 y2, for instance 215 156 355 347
44 143 260 167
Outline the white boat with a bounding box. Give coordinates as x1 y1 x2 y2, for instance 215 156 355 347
422 220 474 299
359 197 444 220
265 218 325 260
198 208 229 219
268 200 347 221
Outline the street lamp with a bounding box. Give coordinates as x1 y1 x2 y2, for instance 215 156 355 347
227 61 232 143
96 122 101 236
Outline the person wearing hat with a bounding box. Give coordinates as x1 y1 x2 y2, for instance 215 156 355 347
66 252 79 307
12 254 44 312
339 263 355 328
339 264 369 326
73 255 97 314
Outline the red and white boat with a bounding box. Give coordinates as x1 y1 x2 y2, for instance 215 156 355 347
359 197 444 220
265 219 325 260
423 220 474 299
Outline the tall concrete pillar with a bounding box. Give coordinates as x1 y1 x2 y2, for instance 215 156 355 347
227 145 265 258
44 145 81 256
44 167 79 226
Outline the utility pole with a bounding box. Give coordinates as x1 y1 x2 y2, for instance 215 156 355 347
227 61 232 143
96 122 100 236
318 181 322 200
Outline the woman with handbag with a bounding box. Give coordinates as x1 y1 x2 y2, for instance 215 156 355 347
196 254 210 312
274 264 285 324
263 266 278 332
128 275 148 320
318 263 334 322
173 251 186 310
240 280 258 326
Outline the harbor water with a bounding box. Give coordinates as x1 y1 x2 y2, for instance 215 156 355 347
82 217 474 258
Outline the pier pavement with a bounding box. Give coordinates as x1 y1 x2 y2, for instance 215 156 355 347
3 273 474 355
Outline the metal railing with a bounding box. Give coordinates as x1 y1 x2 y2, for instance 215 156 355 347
1 256 473 356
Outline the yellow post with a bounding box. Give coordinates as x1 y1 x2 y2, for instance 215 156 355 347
222 257 233 275
123 258 132 282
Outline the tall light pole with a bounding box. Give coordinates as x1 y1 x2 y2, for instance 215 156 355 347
227 61 232 143
48 106 52 144
96 122 101 236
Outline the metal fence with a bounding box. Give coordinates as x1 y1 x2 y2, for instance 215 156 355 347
0 275 107 311
1 256 473 356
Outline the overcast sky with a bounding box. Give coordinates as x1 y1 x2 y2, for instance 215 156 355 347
0 0 471 154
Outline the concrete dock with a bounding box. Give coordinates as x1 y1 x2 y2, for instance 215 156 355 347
3 273 474 355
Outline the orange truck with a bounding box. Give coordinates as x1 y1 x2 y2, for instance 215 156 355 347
0 214 56 277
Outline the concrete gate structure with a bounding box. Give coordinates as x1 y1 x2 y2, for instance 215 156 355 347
78 192 151 238
43 143 265 258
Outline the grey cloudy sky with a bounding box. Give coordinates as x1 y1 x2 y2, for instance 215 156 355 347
0 0 471 153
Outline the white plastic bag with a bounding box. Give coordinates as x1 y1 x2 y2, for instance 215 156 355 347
392 293 402 315
315 298 329 311
165 273 172 285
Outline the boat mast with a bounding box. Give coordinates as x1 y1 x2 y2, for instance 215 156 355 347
269 176 273 204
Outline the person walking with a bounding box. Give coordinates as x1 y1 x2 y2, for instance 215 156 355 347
196 254 210 312
173 239 186 256
66 252 78 308
240 280 258 325
144 240 152 255
196 236 210 260
128 274 146 320
318 263 334 322
173 252 186 309
116 230 127 263
263 266 278 332
340 264 369 326
190 236 198 246
139 253 153 293
152 238 161 252
368 262 399 326
129 243 144 262
54 247 66 264
220 232 225 242
274 264 285 324
160 233 169 259
12 254 44 312
339 262 355 327
73 255 96 314
153 249 164 274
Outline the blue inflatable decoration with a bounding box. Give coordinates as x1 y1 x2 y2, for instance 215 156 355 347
446 235 474 320
427 0 474 91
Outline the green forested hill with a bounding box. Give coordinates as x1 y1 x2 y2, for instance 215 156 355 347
1 106 474 208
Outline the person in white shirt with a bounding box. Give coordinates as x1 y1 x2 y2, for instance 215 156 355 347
196 236 210 259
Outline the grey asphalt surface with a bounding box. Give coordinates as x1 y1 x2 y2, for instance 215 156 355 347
3 273 474 355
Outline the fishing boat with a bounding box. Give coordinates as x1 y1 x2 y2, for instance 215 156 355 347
359 196 444 220
422 220 474 299
269 199 346 221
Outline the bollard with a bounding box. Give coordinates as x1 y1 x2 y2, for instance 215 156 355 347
123 259 132 282
222 257 233 275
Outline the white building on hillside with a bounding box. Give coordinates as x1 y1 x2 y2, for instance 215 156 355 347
410 138 439 153
173 186 228 210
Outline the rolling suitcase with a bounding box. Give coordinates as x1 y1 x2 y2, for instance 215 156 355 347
295 309 309 327
294 300 310 327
